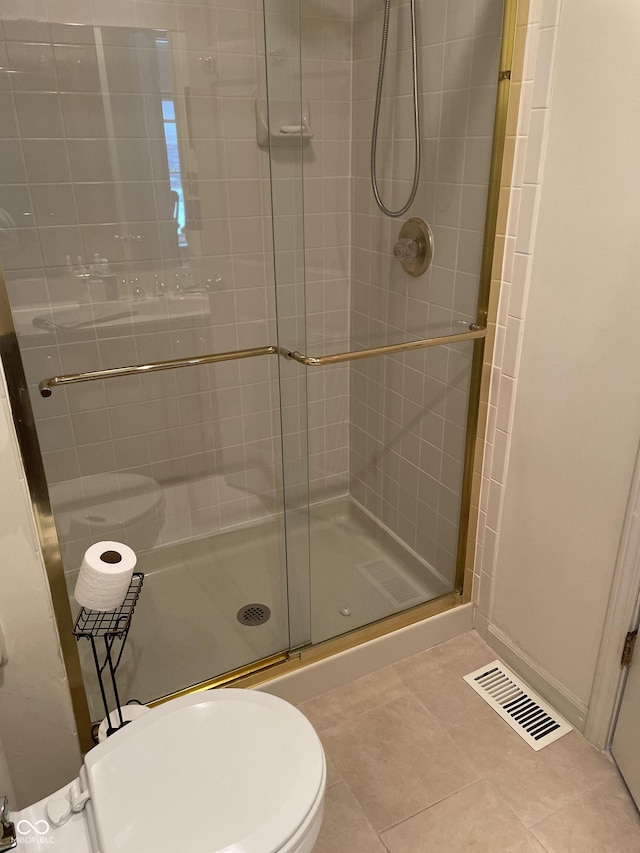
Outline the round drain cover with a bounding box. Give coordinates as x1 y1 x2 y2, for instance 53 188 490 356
237 603 271 626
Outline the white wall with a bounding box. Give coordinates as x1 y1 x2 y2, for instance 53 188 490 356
0 731 15 804
483 0 640 725
0 366 80 808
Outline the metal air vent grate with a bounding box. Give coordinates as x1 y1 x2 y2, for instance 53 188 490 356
359 560 425 607
463 661 573 751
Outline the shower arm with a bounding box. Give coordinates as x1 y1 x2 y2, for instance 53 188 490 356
38 327 486 395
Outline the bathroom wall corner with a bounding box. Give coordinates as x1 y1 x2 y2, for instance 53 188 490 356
482 0 640 737
474 0 560 627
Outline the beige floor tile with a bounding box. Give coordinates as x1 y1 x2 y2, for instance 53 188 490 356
321 694 479 831
291 630 639 850
449 709 619 827
298 665 410 732
313 782 387 853
325 751 342 788
511 836 548 852
394 630 495 729
382 780 532 852
530 776 640 852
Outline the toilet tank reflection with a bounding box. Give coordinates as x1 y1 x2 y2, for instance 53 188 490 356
50 473 166 569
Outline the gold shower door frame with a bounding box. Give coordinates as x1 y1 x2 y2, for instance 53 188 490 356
0 0 523 747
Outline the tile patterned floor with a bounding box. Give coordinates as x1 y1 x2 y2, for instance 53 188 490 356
299 631 640 852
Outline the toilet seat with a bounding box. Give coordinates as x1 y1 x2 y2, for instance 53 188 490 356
33 689 325 853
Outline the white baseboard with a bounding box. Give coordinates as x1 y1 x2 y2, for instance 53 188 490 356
486 624 589 732
256 603 474 705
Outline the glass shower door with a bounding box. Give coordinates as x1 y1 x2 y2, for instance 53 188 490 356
0 5 310 722
263 0 312 651
0 0 510 731
265 0 507 646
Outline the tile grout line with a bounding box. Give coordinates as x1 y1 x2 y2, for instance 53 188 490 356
395 659 497 733
300 676 414 733
480 777 546 851
526 772 637 844
330 775 387 850
377 776 482 837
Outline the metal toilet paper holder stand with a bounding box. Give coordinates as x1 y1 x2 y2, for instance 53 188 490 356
73 572 144 740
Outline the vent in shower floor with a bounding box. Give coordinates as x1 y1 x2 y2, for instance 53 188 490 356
359 559 426 607
237 603 271 626
463 661 572 751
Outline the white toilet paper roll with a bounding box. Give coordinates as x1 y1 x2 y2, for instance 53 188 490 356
73 541 137 612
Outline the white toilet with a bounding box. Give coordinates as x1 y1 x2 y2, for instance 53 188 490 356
10 689 326 852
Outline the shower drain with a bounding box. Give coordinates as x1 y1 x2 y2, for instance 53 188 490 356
237 603 271 626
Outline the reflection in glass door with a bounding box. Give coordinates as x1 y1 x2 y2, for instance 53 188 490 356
0 11 302 719
0 0 509 727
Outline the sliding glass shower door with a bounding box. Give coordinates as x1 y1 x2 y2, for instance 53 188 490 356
0 0 509 731
266 0 507 645
263 0 312 651
0 7 310 721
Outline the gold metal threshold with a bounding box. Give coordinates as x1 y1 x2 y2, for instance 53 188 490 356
147 651 291 709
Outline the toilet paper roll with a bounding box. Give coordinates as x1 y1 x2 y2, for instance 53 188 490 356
73 541 137 612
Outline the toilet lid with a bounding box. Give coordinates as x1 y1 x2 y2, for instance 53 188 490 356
83 690 325 853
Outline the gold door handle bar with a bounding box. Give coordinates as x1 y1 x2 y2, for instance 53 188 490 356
284 326 486 367
39 345 279 396
39 328 486 395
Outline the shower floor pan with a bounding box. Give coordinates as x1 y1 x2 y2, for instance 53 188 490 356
68 497 449 720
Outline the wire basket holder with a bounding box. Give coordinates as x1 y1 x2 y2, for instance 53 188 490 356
73 572 144 737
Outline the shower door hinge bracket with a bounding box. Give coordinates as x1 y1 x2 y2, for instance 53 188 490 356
621 630 638 667
499 70 511 81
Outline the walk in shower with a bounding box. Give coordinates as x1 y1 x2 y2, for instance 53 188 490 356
0 0 511 730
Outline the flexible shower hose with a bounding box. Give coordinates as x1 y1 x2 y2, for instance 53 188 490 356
371 0 421 218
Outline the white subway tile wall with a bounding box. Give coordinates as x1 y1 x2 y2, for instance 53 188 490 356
301 0 353 505
1 0 504 594
474 0 561 636
0 0 287 570
348 0 503 586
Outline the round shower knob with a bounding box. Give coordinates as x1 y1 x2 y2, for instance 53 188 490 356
393 238 419 262
394 217 434 277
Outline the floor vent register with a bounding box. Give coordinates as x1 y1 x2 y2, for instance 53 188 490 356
463 661 573 750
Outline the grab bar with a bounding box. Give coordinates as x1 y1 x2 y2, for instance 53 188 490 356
38 327 486 395
284 326 486 367
39 345 279 396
